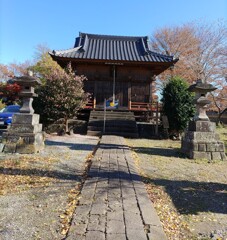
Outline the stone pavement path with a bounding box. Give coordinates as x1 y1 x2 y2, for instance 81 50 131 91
67 135 166 240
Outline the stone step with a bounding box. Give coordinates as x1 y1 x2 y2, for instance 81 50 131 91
87 130 138 138
87 130 102 136
90 112 134 116
87 110 138 138
88 120 137 127
90 116 136 121
88 125 138 133
90 110 134 115
103 132 139 138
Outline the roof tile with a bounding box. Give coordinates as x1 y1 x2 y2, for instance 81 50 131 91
50 32 177 63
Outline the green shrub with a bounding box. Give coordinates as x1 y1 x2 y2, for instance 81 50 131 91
161 76 195 136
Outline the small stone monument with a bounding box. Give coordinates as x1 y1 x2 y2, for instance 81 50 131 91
181 79 226 160
2 71 44 154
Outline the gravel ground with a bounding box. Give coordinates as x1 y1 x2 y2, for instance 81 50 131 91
127 137 227 240
0 134 99 240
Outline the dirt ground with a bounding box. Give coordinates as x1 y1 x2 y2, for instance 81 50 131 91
1 127 227 240
127 127 227 240
0 134 99 240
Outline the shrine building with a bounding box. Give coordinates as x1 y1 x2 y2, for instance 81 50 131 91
50 32 178 110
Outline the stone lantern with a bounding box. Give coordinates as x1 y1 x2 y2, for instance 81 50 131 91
181 79 226 160
188 79 217 121
16 70 41 114
2 71 44 154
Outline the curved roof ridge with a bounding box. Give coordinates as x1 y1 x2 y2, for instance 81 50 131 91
79 32 147 41
50 46 81 55
147 50 174 59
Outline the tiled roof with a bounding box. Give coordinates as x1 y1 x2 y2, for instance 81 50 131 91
50 32 177 63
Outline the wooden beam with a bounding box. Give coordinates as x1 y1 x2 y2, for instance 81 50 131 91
94 80 97 106
128 81 131 106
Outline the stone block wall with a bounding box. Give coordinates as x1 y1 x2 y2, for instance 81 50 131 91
181 120 226 161
2 113 44 154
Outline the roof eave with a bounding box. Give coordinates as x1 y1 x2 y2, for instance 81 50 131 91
50 54 175 66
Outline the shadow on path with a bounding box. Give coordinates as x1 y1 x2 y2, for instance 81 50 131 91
0 166 80 181
149 178 227 215
132 146 183 158
45 140 96 151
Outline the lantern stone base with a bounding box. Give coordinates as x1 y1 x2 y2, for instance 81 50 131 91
181 120 226 161
2 113 44 154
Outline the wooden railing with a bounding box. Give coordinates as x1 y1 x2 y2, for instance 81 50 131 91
84 99 162 112
84 98 96 109
128 101 161 112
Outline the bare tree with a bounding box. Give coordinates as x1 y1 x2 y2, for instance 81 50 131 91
0 64 11 82
151 24 199 83
0 61 32 82
151 20 227 116
151 20 227 84
33 43 50 62
195 21 227 83
209 81 227 124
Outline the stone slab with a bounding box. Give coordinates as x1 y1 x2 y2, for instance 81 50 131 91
148 226 168 240
206 142 225 152
126 229 147 240
221 152 227 160
2 132 44 143
188 120 216 132
12 113 40 125
198 143 206 151
106 219 125 234
8 123 42 134
184 131 220 141
3 132 44 154
189 151 211 160
106 233 126 240
87 214 106 232
85 230 105 240
66 233 85 240
211 152 222 160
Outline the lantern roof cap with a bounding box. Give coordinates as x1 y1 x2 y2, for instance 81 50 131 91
188 79 217 92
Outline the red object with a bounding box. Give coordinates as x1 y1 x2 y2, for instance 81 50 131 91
0 83 21 102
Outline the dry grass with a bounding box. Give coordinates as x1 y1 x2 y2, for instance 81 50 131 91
218 126 227 153
0 155 58 195
127 127 227 240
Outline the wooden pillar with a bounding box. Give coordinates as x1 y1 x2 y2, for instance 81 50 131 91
94 80 97 108
129 100 132 110
149 81 152 103
93 97 96 109
128 81 131 109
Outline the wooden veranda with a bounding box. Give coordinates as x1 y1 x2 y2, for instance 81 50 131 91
84 98 162 122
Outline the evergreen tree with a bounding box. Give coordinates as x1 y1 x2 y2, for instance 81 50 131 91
161 76 195 137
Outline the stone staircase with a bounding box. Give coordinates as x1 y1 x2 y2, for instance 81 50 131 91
87 110 138 138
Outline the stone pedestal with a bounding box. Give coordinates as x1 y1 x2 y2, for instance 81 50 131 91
181 120 226 160
181 79 226 160
2 71 44 154
2 113 44 154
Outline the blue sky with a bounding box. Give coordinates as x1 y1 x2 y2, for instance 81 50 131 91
0 0 227 65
